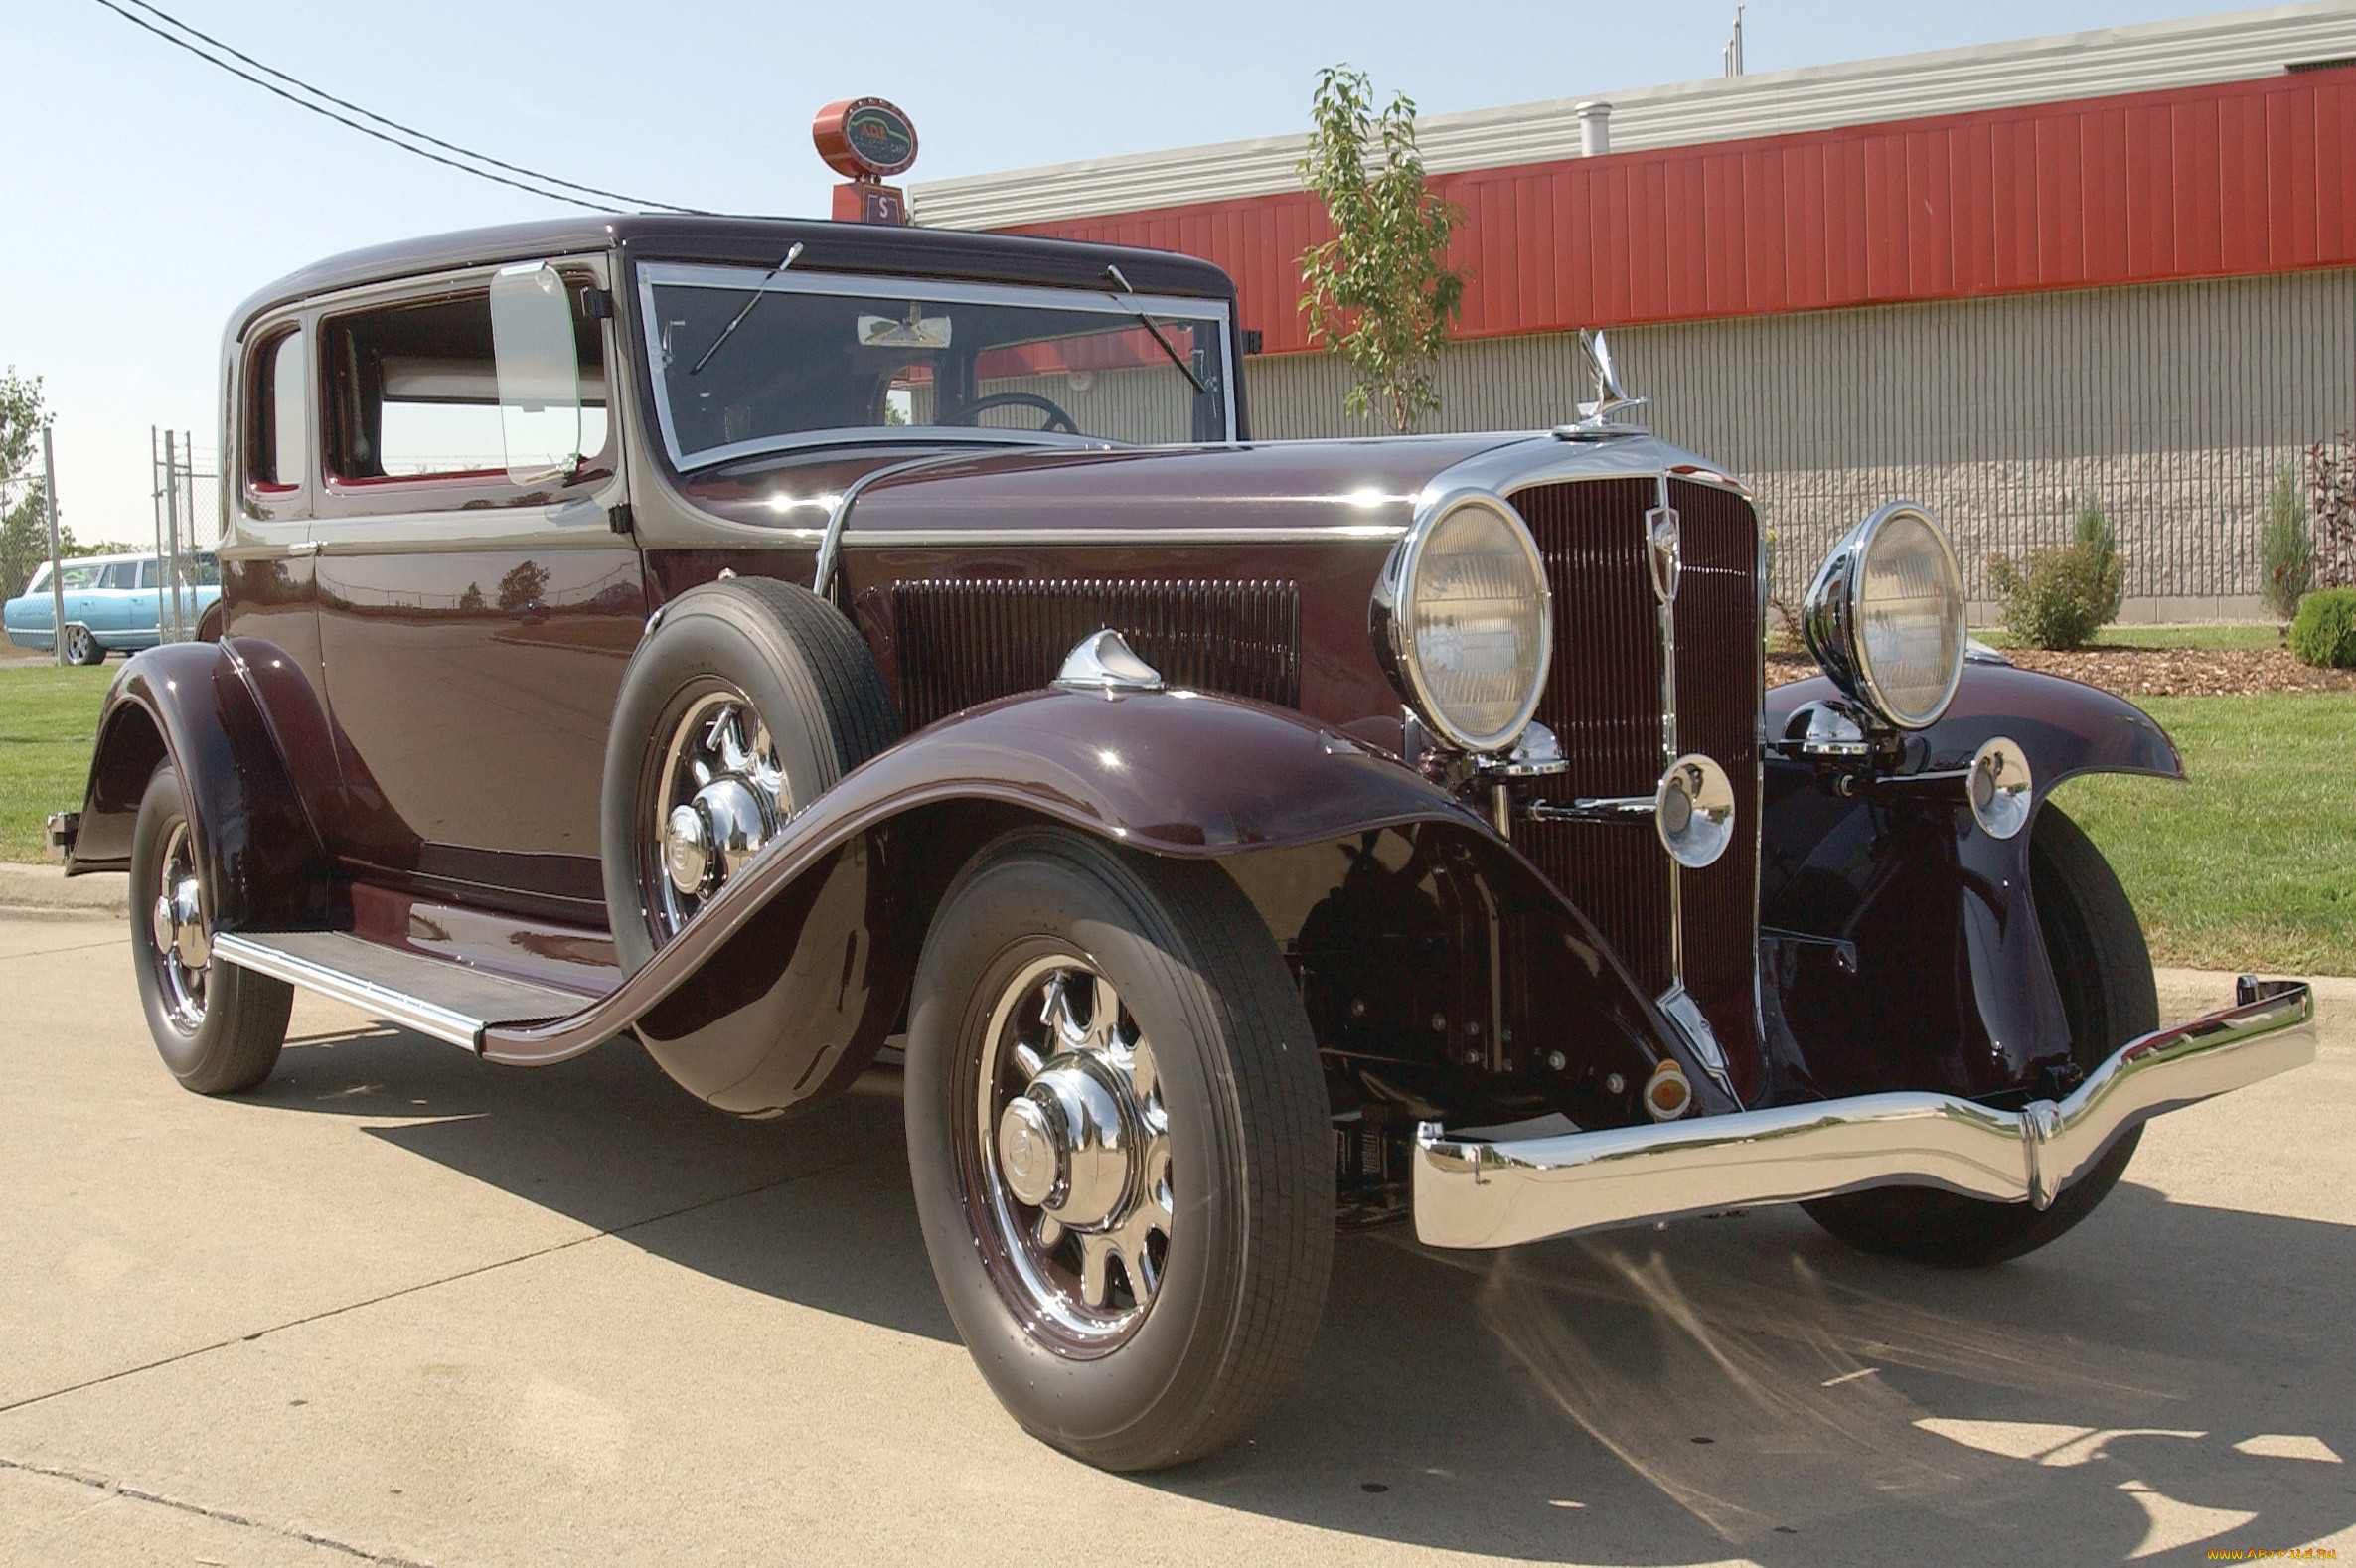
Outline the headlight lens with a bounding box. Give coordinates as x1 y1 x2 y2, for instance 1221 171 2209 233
1374 494 1552 752
1803 501 1965 729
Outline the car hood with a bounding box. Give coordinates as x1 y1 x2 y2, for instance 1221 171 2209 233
831 434 1551 541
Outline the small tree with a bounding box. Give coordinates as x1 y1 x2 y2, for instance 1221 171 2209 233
1297 67 1467 434
1 370 71 601
2260 461 2316 620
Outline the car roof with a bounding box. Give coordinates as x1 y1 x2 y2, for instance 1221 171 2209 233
229 215 1240 342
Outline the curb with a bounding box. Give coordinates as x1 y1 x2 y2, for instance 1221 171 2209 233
0 862 126 918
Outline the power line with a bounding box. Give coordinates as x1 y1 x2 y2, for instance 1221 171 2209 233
86 0 708 215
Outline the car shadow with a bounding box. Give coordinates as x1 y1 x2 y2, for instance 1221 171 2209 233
251 1022 2356 1566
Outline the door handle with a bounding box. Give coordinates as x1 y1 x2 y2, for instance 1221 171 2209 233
287 541 320 556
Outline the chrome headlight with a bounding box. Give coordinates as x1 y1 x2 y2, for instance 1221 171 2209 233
1371 491 1552 753
1803 501 1964 730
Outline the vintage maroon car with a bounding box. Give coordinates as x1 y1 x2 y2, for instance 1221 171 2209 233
55 216 2313 1471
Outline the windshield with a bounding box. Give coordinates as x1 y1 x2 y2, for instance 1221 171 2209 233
638 263 1233 471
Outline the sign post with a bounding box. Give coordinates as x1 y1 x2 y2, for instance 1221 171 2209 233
43 424 65 668
812 98 918 225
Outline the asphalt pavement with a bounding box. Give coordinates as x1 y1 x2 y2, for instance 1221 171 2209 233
2 904 2350 1568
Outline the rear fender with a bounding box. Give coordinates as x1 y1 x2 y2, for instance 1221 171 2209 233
1762 665 2182 1102
490 689 1698 1119
69 640 335 932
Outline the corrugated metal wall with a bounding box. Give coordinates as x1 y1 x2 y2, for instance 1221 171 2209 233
1244 267 2356 611
1013 63 2356 358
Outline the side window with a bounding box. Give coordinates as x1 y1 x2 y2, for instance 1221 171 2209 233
101 562 141 590
247 327 307 494
323 279 607 489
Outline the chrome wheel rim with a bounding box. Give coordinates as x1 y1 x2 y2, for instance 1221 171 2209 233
969 951 1173 1353
148 820 208 1033
645 685 788 941
65 626 93 663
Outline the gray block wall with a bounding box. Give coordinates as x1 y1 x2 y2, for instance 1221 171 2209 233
1242 268 2356 619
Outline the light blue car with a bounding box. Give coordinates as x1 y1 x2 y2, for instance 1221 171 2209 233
4 551 222 664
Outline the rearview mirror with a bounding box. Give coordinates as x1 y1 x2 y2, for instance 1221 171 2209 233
857 307 952 350
491 261 583 486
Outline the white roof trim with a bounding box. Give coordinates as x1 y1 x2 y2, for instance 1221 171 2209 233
909 2 2356 231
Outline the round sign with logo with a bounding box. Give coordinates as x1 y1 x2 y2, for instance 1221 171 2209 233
813 98 919 180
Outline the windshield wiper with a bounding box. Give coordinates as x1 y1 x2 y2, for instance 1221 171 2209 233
1104 264 1208 395
691 241 805 377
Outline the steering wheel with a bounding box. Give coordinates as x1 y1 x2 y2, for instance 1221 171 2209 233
943 392 1080 435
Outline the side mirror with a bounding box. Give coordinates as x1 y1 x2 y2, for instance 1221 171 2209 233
491 261 583 486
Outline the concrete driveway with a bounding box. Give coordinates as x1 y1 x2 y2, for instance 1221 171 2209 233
2 906 2350 1567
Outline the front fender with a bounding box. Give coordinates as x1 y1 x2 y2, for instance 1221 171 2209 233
1761 665 2182 1102
483 690 1501 1092
69 639 334 932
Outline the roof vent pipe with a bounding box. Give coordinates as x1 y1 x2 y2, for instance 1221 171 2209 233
1577 100 1612 157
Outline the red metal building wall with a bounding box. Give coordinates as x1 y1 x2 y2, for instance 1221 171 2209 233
1006 65 2356 353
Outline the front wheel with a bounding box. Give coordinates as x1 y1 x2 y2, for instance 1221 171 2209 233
906 829 1333 1471
63 624 104 665
1805 803 2156 1267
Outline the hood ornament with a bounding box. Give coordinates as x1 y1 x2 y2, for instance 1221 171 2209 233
1555 329 1649 440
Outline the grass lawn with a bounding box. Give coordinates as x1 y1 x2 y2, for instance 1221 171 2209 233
0 665 112 862
2 667 2346 975
1975 622 2285 651
2056 693 2356 977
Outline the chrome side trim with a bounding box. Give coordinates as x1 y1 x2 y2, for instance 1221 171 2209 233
838 523 1409 548
1412 979 2316 1249
811 454 973 602
212 932 487 1051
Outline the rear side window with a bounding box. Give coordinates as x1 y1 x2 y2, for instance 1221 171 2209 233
99 561 141 590
322 283 607 485
247 328 307 493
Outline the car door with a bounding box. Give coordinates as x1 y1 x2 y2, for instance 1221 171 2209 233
307 254 641 923
92 559 147 648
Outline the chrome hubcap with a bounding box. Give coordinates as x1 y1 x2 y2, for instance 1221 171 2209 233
977 957 1172 1338
650 689 787 936
149 821 208 1032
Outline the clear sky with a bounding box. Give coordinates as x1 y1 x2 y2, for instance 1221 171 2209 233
0 0 2251 544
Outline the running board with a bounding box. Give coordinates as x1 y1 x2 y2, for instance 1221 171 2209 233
212 931 592 1052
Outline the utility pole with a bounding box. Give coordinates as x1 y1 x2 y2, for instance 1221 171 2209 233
43 424 67 668
162 429 182 643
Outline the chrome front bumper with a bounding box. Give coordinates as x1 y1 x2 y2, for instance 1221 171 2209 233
1413 977 2316 1250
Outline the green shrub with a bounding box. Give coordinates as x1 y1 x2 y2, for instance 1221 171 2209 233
2261 463 2317 621
1986 494 2126 650
2290 587 2356 669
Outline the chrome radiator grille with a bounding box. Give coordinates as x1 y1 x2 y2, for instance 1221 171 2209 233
889 578 1301 730
1509 477 1762 1054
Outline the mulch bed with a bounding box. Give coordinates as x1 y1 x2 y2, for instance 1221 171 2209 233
1767 646 2356 697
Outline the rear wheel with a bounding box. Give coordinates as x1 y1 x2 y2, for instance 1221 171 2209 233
129 764 292 1094
63 624 103 665
1804 804 2155 1267
906 829 1333 1471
